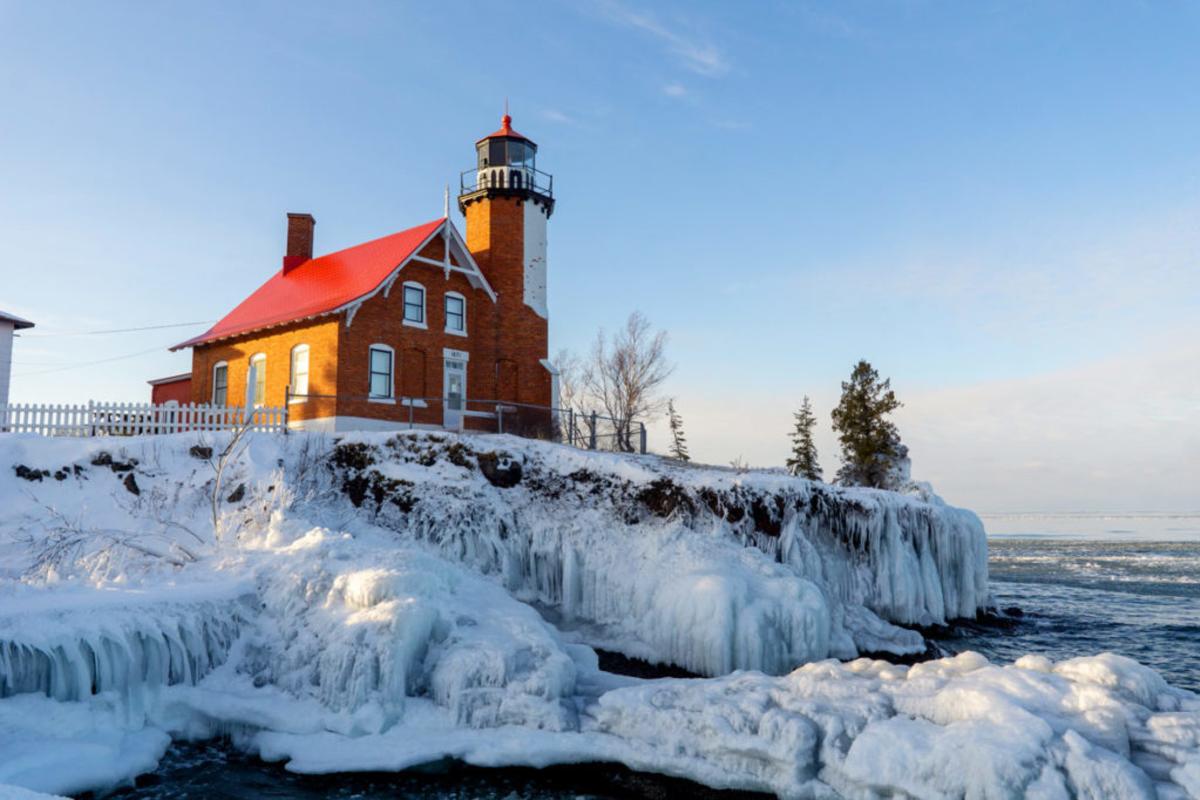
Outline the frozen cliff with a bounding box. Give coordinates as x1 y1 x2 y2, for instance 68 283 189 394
0 431 1196 799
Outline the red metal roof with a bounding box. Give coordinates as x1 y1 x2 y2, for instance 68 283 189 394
173 218 445 350
476 114 533 144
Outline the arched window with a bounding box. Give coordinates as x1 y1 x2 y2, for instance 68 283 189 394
402 281 426 327
289 344 309 401
368 344 395 401
479 172 488 189
511 170 523 189
211 361 228 405
248 353 267 407
445 292 466 335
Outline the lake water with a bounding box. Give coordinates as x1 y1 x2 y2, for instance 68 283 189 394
105 513 1200 799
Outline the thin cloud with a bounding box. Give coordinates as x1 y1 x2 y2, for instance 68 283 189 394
595 0 730 76
662 82 688 98
541 109 577 125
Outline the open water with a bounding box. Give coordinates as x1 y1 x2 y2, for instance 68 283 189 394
103 513 1200 799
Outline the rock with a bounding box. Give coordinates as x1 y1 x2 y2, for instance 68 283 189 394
14 465 49 482
478 452 522 488
122 473 140 495
189 445 213 460
226 483 245 503
90 451 113 467
637 478 693 518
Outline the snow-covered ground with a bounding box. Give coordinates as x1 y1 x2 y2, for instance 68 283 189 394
0 431 1196 799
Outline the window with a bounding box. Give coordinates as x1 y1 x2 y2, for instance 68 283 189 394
290 344 309 401
249 354 266 406
445 293 466 335
369 345 394 400
212 362 228 405
403 282 426 326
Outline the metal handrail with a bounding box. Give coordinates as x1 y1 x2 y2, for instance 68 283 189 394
459 166 554 198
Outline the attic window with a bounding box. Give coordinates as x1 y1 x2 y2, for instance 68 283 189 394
403 282 426 327
445 293 466 335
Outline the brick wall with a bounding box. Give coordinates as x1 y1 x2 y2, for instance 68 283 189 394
463 196 552 409
189 317 339 423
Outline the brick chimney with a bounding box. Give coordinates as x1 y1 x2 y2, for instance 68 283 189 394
282 213 315 273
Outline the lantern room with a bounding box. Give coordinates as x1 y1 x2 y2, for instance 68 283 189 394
460 114 554 216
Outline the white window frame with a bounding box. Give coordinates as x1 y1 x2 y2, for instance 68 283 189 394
444 291 467 336
289 344 309 403
368 344 395 403
211 361 229 405
402 281 427 329
248 353 267 407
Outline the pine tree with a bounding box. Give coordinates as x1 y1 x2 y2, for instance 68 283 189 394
786 396 822 480
830 360 906 489
667 399 690 462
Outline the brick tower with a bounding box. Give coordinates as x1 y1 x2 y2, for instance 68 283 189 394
458 113 555 406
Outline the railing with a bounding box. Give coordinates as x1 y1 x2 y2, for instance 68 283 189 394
0 402 288 437
459 166 554 199
288 391 647 454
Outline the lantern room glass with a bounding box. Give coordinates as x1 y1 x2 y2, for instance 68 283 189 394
477 139 536 171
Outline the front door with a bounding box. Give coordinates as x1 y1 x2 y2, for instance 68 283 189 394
443 358 466 430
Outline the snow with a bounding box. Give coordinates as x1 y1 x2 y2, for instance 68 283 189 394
0 431 1196 798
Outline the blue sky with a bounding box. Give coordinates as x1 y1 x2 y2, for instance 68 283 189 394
2 1 1197 512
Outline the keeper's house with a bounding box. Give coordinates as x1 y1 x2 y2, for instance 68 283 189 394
156 115 556 432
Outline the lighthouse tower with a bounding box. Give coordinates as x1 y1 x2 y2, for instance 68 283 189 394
458 113 555 406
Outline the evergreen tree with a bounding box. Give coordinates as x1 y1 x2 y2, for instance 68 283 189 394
786 396 822 480
830 360 906 489
667 399 690 462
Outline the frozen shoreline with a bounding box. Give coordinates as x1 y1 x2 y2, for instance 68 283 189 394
1 432 1197 798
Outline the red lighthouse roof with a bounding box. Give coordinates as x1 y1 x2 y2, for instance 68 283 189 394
476 114 533 144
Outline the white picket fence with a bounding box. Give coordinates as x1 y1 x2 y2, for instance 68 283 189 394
0 402 288 437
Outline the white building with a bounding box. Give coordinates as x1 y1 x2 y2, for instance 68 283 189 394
0 310 35 408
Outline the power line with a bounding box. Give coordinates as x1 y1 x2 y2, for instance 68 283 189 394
19 320 215 338
13 345 174 377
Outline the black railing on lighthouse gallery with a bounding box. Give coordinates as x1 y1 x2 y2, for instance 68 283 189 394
459 166 554 199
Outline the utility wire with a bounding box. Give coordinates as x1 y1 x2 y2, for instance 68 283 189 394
12 345 174 377
19 320 215 337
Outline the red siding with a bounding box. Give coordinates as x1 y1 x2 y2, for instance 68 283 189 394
150 377 192 405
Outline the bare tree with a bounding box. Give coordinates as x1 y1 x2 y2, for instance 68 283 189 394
203 417 255 541
581 311 674 452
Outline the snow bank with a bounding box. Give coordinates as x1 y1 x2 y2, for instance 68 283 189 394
0 431 1195 799
587 652 1200 798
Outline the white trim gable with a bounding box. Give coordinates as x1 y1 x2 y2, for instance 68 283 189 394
337 219 495 328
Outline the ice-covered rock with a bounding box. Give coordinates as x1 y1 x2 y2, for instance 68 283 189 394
1 432 1195 799
327 432 987 671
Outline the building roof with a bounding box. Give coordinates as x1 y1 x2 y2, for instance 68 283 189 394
0 310 34 330
147 373 192 386
476 114 533 144
173 217 492 350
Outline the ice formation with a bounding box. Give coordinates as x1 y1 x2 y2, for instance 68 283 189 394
0 431 1196 798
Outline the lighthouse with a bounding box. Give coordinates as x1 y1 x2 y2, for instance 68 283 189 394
458 113 555 406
